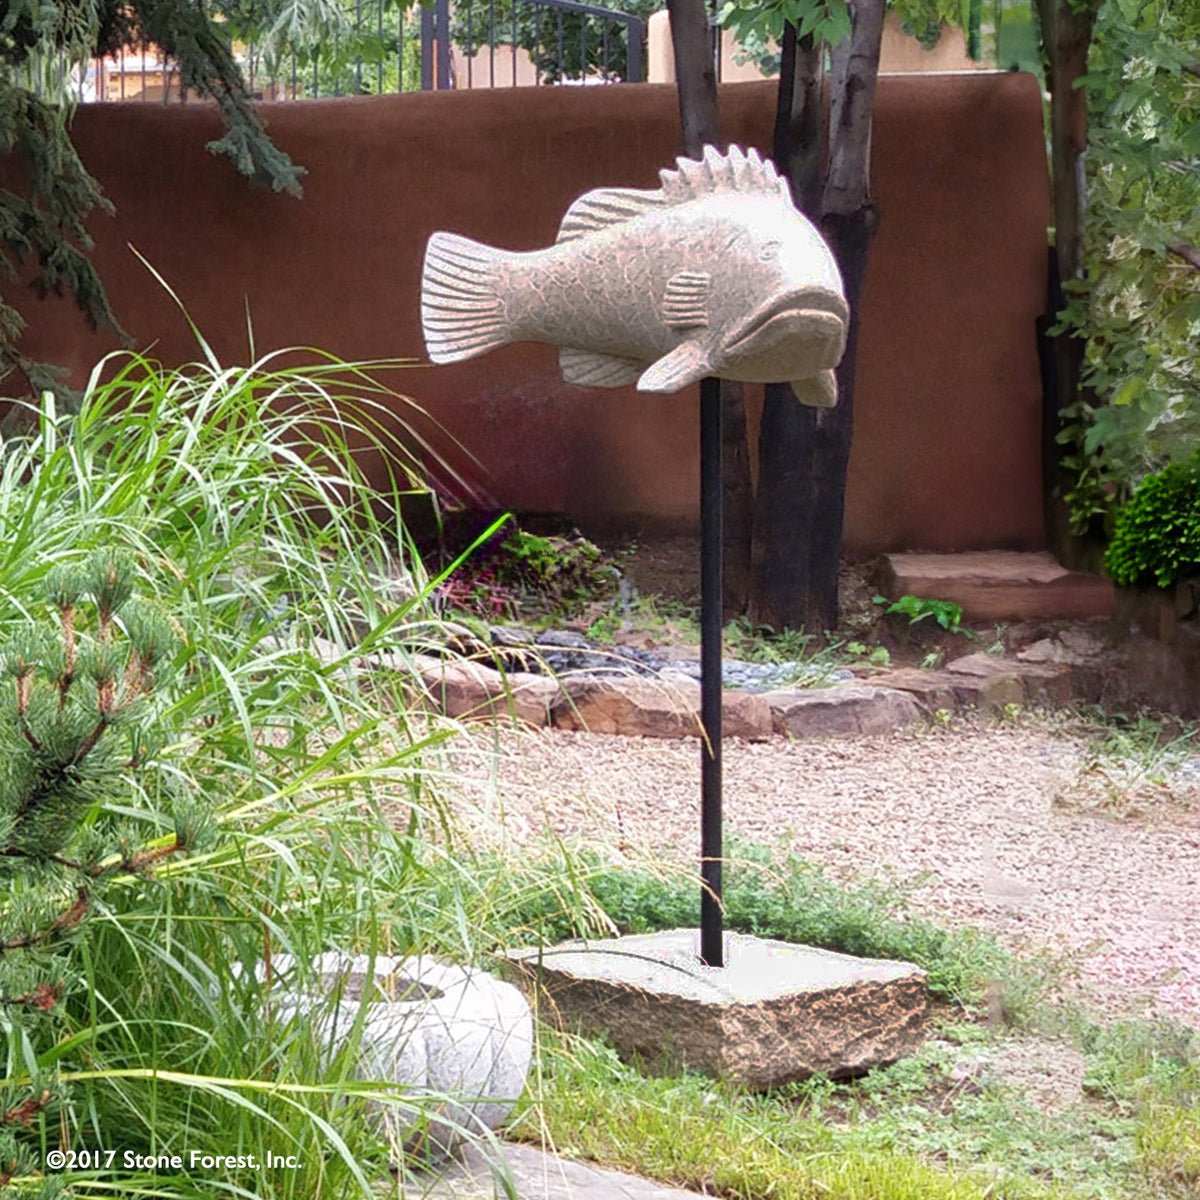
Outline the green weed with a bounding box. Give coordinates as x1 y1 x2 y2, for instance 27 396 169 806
881 595 967 634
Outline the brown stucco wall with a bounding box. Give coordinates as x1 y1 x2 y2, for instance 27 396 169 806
16 73 1049 553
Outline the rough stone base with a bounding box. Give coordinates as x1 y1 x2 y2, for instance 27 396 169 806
507 930 926 1089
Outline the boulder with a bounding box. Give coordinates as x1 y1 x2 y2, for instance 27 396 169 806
550 677 772 740
266 952 533 1160
943 652 1030 709
419 659 558 726
851 669 961 714
873 656 1074 712
765 684 922 737
507 930 926 1089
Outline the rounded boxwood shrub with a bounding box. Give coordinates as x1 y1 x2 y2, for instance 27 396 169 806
1106 453 1200 587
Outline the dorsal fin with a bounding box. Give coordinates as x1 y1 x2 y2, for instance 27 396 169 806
658 144 791 205
556 186 665 243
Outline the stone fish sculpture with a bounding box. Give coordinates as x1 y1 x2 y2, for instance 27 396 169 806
421 144 848 406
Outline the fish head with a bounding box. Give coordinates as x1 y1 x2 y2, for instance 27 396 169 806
712 201 848 386
718 285 848 383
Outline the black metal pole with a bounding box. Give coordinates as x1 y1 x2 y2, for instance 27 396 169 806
699 376 723 968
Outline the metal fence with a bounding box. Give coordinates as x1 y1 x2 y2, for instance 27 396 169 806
81 0 645 102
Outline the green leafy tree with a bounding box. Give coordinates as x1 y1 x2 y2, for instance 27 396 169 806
704 0 1196 620
222 0 423 95
1054 0 1200 537
448 0 663 82
0 0 305 394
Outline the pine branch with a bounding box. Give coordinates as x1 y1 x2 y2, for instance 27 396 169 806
79 834 187 880
0 889 90 954
0 984 60 1012
0 849 86 872
2 1091 53 1126
133 0 306 196
70 716 109 766
0 185 124 337
2 836 186 879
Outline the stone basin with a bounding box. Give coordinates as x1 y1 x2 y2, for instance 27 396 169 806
261 951 533 1160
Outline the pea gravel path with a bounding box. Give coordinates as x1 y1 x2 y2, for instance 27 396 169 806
445 721 1200 1028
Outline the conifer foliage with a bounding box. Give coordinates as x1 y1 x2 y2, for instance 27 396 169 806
0 0 304 393
0 550 210 1192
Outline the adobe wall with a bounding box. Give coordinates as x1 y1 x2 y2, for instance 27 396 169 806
16 74 1050 554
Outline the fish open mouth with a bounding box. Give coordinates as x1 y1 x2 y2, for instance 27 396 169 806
723 289 849 362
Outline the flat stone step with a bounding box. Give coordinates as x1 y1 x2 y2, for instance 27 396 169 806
876 550 1115 622
414 1141 708 1199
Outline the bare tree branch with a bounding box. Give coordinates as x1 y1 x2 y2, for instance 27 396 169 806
1167 241 1200 272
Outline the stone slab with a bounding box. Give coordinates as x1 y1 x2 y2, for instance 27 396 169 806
507 930 926 1089
877 550 1115 621
765 684 922 737
550 677 772 740
412 1141 708 1199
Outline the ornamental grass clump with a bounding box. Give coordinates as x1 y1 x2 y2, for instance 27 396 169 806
0 342 539 1198
1105 452 1200 587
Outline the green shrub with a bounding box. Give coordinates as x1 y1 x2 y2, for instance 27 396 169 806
1105 452 1200 587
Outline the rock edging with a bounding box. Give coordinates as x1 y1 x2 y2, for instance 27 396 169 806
356 628 1114 741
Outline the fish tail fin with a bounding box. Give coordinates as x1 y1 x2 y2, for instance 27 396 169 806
421 232 511 364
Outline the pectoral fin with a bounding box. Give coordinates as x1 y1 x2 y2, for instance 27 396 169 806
637 341 712 393
791 369 837 408
661 271 710 330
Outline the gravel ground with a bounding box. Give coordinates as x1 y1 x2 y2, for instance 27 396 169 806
444 720 1200 1028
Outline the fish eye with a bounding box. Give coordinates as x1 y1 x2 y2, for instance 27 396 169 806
758 240 782 261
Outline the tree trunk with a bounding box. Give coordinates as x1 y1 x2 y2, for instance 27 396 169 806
1036 0 1100 564
750 0 884 634
750 23 825 630
1038 0 1097 287
665 0 753 617
774 25 826 216
665 0 719 158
